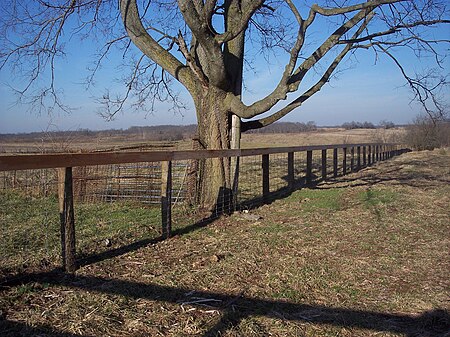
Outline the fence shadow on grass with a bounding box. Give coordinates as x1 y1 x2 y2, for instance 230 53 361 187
79 176 323 270
77 214 217 268
315 160 450 191
1 271 449 337
3 175 319 277
78 187 234 268
78 172 326 269
0 319 94 337
0 186 235 286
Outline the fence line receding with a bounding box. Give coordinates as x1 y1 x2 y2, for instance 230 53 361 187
0 143 409 273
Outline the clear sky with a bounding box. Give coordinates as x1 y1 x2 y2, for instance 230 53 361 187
0 3 448 134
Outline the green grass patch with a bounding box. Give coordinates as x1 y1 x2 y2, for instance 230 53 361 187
0 190 60 265
76 201 160 253
253 222 292 234
0 190 161 270
358 188 398 209
286 188 343 212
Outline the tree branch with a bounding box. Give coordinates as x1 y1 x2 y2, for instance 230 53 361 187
215 0 264 44
242 10 376 131
119 0 194 90
228 4 375 119
376 44 448 117
177 0 227 87
339 19 450 44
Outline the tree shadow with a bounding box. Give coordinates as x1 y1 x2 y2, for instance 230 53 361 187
0 319 94 337
1 271 448 337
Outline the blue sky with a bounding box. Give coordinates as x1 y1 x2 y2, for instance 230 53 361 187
0 4 448 134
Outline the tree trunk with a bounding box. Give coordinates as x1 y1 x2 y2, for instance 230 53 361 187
194 88 233 213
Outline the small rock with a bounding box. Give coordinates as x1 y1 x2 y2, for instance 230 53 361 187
104 239 112 247
240 213 263 221
209 255 220 263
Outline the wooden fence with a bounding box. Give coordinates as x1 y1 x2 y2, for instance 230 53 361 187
0 143 408 273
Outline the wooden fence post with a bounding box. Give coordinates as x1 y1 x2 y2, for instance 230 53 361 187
186 137 201 205
262 154 270 202
350 147 355 172
343 148 347 175
362 146 366 167
58 167 76 273
161 161 172 239
357 146 361 170
321 149 327 180
333 148 338 178
287 152 294 191
306 150 313 184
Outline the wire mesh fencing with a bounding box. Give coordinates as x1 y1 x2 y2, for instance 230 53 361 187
238 155 263 206
1 169 60 275
268 152 289 194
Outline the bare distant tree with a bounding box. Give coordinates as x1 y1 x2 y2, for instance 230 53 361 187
1 0 449 209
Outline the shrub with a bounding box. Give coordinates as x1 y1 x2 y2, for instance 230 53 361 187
404 115 450 150
342 121 376 129
379 120 396 129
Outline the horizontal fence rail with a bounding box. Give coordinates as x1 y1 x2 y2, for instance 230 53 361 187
1 143 397 171
0 143 409 273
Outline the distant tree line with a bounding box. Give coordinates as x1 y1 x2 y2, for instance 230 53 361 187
1 122 320 142
341 120 396 130
0 125 198 142
246 121 317 133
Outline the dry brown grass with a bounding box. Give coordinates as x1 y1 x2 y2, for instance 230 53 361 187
241 128 406 148
1 148 449 336
0 127 406 154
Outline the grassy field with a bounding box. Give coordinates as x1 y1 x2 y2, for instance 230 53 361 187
241 128 405 148
0 148 449 336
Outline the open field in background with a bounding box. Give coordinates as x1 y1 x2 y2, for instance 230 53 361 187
241 128 405 148
0 127 406 153
1 148 448 336
0 139 190 154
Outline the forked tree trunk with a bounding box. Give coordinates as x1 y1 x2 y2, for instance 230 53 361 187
194 88 233 212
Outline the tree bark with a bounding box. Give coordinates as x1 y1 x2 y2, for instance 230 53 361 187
194 88 233 212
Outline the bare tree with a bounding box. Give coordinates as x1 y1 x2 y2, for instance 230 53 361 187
1 0 449 209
